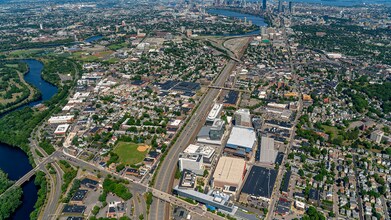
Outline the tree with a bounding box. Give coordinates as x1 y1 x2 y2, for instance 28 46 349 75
146 192 153 206
91 206 100 215
298 169 305 177
303 206 326 220
203 169 209 177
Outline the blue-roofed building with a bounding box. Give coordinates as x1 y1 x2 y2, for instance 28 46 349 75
158 80 200 94
223 90 239 107
240 166 277 202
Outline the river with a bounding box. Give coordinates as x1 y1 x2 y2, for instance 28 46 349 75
84 35 103 43
0 59 58 219
207 9 268 36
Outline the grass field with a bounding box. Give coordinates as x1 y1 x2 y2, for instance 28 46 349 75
322 125 340 137
9 49 44 57
114 142 149 165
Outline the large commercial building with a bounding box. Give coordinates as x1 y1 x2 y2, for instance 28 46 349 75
213 156 246 192
225 126 256 158
174 187 236 213
240 166 277 202
54 124 70 136
48 115 75 124
259 137 278 164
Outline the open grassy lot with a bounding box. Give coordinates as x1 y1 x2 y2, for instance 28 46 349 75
322 125 340 137
9 49 45 57
114 142 149 165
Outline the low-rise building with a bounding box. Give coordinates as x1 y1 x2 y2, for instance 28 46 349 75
370 130 384 144
225 126 256 158
240 165 277 202
48 115 75 124
259 137 278 164
212 156 246 192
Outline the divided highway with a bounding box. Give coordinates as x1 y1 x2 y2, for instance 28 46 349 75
149 60 237 220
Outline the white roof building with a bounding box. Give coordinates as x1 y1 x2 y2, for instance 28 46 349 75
259 137 278 164
226 126 256 153
48 115 74 124
54 124 70 135
207 103 223 122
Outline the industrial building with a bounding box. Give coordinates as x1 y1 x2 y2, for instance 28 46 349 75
240 166 277 202
225 126 256 158
259 136 278 164
212 156 246 193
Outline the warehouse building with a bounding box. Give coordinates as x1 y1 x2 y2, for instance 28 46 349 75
212 156 246 194
259 137 278 164
225 126 256 159
240 165 277 202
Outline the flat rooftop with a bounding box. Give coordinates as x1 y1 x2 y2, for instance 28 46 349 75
226 126 256 150
241 165 277 199
213 156 246 186
259 137 278 163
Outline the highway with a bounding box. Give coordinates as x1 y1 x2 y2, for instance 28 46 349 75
149 59 237 220
42 160 63 219
149 36 252 220
30 122 64 220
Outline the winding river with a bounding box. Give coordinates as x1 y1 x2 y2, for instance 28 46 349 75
207 9 268 36
0 59 58 219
